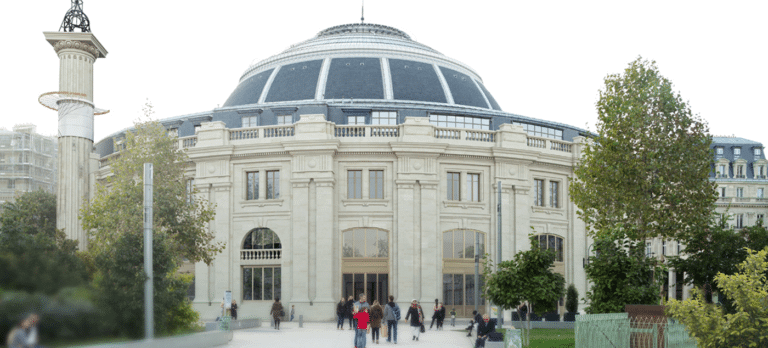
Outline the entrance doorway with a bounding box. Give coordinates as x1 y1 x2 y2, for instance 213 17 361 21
343 273 389 304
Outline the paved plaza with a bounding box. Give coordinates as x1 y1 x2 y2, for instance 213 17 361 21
224 321 474 348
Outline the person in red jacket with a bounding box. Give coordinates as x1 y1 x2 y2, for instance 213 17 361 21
353 307 370 348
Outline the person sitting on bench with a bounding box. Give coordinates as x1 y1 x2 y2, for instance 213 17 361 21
475 314 496 348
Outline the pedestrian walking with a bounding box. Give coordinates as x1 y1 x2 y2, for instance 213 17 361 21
270 297 284 330
370 300 383 344
353 307 370 348
346 295 356 330
383 295 401 344
290 305 295 321
405 299 423 341
231 299 238 320
337 297 347 330
466 310 478 337
450 308 456 327
436 302 446 330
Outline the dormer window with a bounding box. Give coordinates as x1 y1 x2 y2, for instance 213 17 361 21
716 147 723 155
736 165 745 178
734 147 741 157
717 164 727 178
755 148 763 157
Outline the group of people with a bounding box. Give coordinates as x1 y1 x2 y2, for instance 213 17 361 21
5 313 42 348
465 310 498 348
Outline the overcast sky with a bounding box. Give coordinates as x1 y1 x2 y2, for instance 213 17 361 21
2 0 767 144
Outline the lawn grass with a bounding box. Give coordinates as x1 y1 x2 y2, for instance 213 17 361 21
498 328 575 348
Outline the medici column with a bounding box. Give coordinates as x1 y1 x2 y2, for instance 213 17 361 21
43 31 107 250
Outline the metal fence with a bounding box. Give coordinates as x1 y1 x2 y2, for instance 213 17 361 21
575 313 697 348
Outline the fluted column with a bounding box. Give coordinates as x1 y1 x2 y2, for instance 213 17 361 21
44 32 107 251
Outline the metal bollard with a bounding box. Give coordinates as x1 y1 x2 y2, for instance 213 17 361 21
299 315 303 328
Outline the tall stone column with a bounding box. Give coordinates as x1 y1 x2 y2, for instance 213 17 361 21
396 180 416 301
43 32 107 251
291 179 311 304
419 181 439 302
315 178 336 304
668 269 677 300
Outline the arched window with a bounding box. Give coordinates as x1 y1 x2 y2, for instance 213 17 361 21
537 234 563 262
342 228 388 258
443 230 485 259
241 228 281 260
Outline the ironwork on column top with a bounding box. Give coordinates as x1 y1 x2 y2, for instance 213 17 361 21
59 0 91 32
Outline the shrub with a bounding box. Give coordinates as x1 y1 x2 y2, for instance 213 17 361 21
566 284 579 313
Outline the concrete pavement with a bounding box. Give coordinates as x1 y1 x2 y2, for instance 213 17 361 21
223 321 474 348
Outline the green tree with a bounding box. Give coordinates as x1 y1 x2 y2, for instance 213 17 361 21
0 190 87 294
584 237 666 314
569 57 717 242
81 108 221 337
666 248 768 348
669 213 768 312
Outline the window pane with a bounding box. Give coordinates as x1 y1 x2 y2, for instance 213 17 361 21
244 231 253 249
453 274 463 305
274 268 281 300
465 230 475 259
454 229 463 258
539 235 546 249
254 268 262 300
549 235 556 252
557 237 563 261
479 275 486 305
443 274 453 306
378 230 388 257
466 274 475 306
367 230 378 258
343 231 354 257
344 274 354 299
243 268 253 300
247 172 258 200
264 268 273 300
443 231 453 258
478 232 485 256
354 229 365 257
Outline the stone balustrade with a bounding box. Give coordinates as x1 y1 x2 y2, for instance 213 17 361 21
241 249 282 260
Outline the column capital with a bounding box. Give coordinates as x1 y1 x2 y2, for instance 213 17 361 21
44 32 108 59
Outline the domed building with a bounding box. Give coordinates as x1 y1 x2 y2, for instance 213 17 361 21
95 22 593 320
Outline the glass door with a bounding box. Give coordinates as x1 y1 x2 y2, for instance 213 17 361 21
343 273 388 304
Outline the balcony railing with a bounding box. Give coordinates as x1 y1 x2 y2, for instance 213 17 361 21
335 125 366 137
181 136 197 148
263 125 294 138
241 249 282 260
230 128 259 140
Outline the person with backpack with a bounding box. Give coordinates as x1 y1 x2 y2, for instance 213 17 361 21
383 295 401 344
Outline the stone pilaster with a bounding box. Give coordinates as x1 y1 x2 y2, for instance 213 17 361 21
291 179 311 303
668 269 677 300
396 180 416 301
315 178 336 303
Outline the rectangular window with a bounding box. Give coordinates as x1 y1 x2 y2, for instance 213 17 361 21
662 240 666 256
534 179 544 206
167 128 178 137
755 148 762 157
276 115 292 125
734 147 741 156
347 116 366 125
347 170 362 199
736 187 744 198
242 266 280 301
186 178 195 204
369 170 384 199
194 125 201 133
467 173 480 202
512 122 563 140
447 172 460 200
758 166 765 177
677 242 681 254
758 214 765 223
242 116 258 128
737 166 744 178
646 242 652 256
429 114 490 130
246 171 259 200
758 188 764 199
7 179 14 189
736 214 744 229
267 170 279 199
718 165 726 177
549 181 559 208
721 187 726 198
716 147 723 155
371 111 397 125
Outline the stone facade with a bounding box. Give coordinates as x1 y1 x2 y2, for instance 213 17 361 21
159 115 591 321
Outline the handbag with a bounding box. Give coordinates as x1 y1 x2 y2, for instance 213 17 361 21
420 323 425 333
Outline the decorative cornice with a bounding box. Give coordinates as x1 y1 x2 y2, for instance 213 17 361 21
239 199 285 208
237 108 263 115
342 199 389 207
443 201 486 210
532 206 565 216
52 39 100 58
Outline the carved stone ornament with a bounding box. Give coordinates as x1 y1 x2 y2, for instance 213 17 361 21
53 40 100 58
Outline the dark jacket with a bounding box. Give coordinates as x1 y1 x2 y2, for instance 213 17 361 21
405 305 423 327
437 305 446 320
345 299 355 317
337 301 346 316
478 319 496 337
270 301 283 319
370 304 384 328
